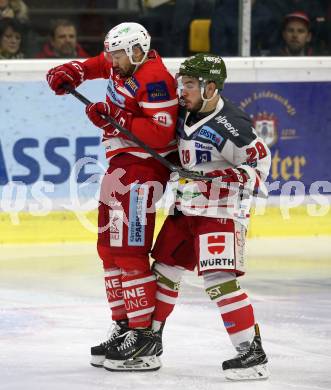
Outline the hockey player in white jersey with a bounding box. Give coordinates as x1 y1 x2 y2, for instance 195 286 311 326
151 53 271 380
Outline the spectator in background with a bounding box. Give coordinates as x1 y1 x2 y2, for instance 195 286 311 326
273 0 327 54
210 0 280 56
0 0 28 24
0 17 25 58
271 12 315 56
273 0 325 23
36 19 89 59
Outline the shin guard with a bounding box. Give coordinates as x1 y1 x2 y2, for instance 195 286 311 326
104 268 126 321
121 271 156 328
204 271 255 349
152 262 184 324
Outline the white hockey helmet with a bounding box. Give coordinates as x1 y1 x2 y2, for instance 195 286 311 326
104 22 151 65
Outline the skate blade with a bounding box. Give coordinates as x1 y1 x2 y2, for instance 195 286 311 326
224 364 269 381
90 355 105 368
103 355 161 372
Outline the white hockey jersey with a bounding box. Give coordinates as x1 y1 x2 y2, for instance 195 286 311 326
172 97 271 227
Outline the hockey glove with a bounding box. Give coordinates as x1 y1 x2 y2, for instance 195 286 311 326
46 61 85 95
85 102 132 138
194 168 248 201
206 168 248 184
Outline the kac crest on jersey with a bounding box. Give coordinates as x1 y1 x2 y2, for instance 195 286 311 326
251 112 278 148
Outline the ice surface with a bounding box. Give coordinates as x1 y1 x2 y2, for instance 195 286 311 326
1 238 331 390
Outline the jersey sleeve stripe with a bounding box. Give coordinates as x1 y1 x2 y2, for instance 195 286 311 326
138 98 178 108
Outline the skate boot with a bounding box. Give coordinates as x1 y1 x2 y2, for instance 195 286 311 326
103 328 161 372
90 319 129 367
154 321 165 357
222 324 269 381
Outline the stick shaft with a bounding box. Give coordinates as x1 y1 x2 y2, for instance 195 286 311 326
66 86 179 172
64 85 215 181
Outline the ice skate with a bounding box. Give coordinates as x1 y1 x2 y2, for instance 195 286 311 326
103 328 161 372
90 319 129 367
222 324 269 381
154 321 165 357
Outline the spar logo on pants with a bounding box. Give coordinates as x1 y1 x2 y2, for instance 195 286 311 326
198 232 235 272
128 183 148 246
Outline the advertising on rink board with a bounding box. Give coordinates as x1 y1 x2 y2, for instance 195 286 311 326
0 78 330 211
225 81 331 196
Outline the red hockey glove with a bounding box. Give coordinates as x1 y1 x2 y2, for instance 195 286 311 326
85 102 132 138
46 61 85 95
206 168 248 184
195 168 249 201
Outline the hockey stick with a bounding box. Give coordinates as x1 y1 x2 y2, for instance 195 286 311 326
64 86 269 198
64 85 214 181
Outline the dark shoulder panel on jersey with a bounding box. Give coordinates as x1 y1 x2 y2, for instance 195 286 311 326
209 98 257 147
176 103 187 137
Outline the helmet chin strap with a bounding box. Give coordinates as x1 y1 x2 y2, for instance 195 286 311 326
199 86 219 112
126 46 148 66
127 50 148 75
129 52 148 65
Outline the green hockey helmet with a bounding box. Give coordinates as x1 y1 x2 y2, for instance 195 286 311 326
178 53 227 91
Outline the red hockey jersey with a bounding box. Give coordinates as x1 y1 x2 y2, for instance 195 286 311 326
82 50 178 160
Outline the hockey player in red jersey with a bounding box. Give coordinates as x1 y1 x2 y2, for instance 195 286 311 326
151 54 271 380
46 22 178 371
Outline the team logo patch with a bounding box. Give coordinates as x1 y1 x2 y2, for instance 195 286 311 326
146 81 170 102
195 149 211 163
124 76 140 96
197 125 224 147
128 184 148 246
207 234 225 254
153 111 173 127
198 232 235 272
109 210 124 247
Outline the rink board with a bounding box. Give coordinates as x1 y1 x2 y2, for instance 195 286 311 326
0 206 330 244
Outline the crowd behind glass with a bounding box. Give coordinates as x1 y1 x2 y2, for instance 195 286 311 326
0 0 330 60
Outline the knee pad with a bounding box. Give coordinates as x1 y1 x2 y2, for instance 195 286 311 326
97 243 151 273
152 261 185 291
97 244 116 269
203 271 240 301
117 254 151 274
